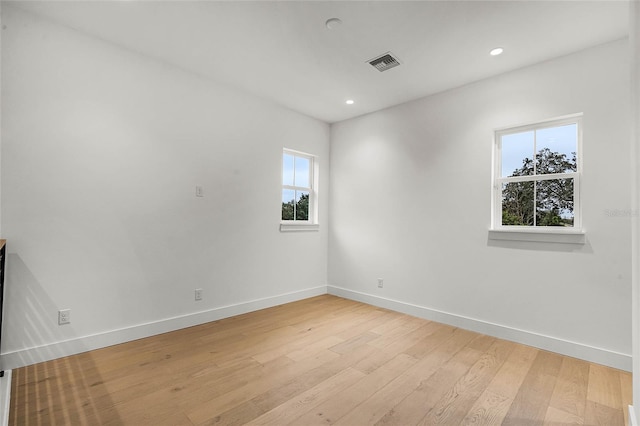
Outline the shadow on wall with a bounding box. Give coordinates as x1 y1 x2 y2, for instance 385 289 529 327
487 237 594 254
2 253 82 368
4 253 123 424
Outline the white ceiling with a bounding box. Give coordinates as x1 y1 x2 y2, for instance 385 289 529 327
8 0 630 123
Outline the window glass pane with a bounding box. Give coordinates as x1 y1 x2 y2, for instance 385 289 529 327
294 156 310 188
283 154 294 186
536 178 574 227
501 131 534 177
282 189 295 220
501 181 534 226
295 190 310 221
535 124 577 175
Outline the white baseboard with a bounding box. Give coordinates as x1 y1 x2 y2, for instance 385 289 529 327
328 285 632 372
1 286 327 370
0 371 11 426
3 284 631 373
630 405 638 426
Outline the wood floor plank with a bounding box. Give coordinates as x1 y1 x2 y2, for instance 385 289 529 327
284 302 377 337
460 390 513 426
584 400 624 426
9 295 631 426
245 355 343 415
183 351 340 424
251 329 341 364
352 322 438 374
194 401 264 426
481 343 539 400
543 405 584 425
370 313 415 335
403 322 457 359
205 325 304 366
292 353 418 425
245 368 366 425
367 316 429 349
547 356 589 418
418 338 515 425
466 334 497 353
92 385 194 426
191 340 379 424
502 350 564 426
334 328 478 426
333 309 398 341
587 363 623 410
374 346 484 425
246 344 379 419
328 331 379 354
460 343 538 425
286 335 345 361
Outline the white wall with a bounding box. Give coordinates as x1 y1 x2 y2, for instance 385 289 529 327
329 39 632 370
630 0 640 419
0 6 329 369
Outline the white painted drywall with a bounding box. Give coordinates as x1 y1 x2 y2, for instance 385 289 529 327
329 39 632 369
0 2 8 423
0 6 329 369
630 0 640 419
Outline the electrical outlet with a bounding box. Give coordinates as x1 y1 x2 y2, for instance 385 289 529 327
377 278 384 288
195 288 203 301
58 309 71 325
195 186 204 197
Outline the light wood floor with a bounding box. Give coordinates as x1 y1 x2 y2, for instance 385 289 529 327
10 295 631 425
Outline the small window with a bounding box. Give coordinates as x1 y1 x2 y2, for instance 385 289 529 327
282 149 316 224
493 114 582 231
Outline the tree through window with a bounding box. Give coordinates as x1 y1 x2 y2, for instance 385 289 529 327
282 149 314 222
495 115 581 229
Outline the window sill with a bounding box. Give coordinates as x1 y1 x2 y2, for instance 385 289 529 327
488 228 586 244
280 223 320 232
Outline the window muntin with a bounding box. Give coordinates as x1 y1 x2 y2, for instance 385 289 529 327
494 115 581 230
282 150 314 223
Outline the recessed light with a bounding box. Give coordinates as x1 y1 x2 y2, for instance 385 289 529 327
325 18 342 30
490 47 504 56
346 99 354 105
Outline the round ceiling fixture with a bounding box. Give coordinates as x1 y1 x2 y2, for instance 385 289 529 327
490 47 504 56
345 99 355 105
325 18 342 30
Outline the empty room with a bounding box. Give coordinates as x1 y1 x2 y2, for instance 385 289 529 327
1 0 640 425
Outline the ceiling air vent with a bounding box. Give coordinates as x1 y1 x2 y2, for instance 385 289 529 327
367 52 401 72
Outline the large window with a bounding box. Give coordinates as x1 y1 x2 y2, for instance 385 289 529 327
282 149 315 223
493 114 581 230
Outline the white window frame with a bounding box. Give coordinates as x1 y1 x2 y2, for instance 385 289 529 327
280 148 319 232
490 113 585 244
